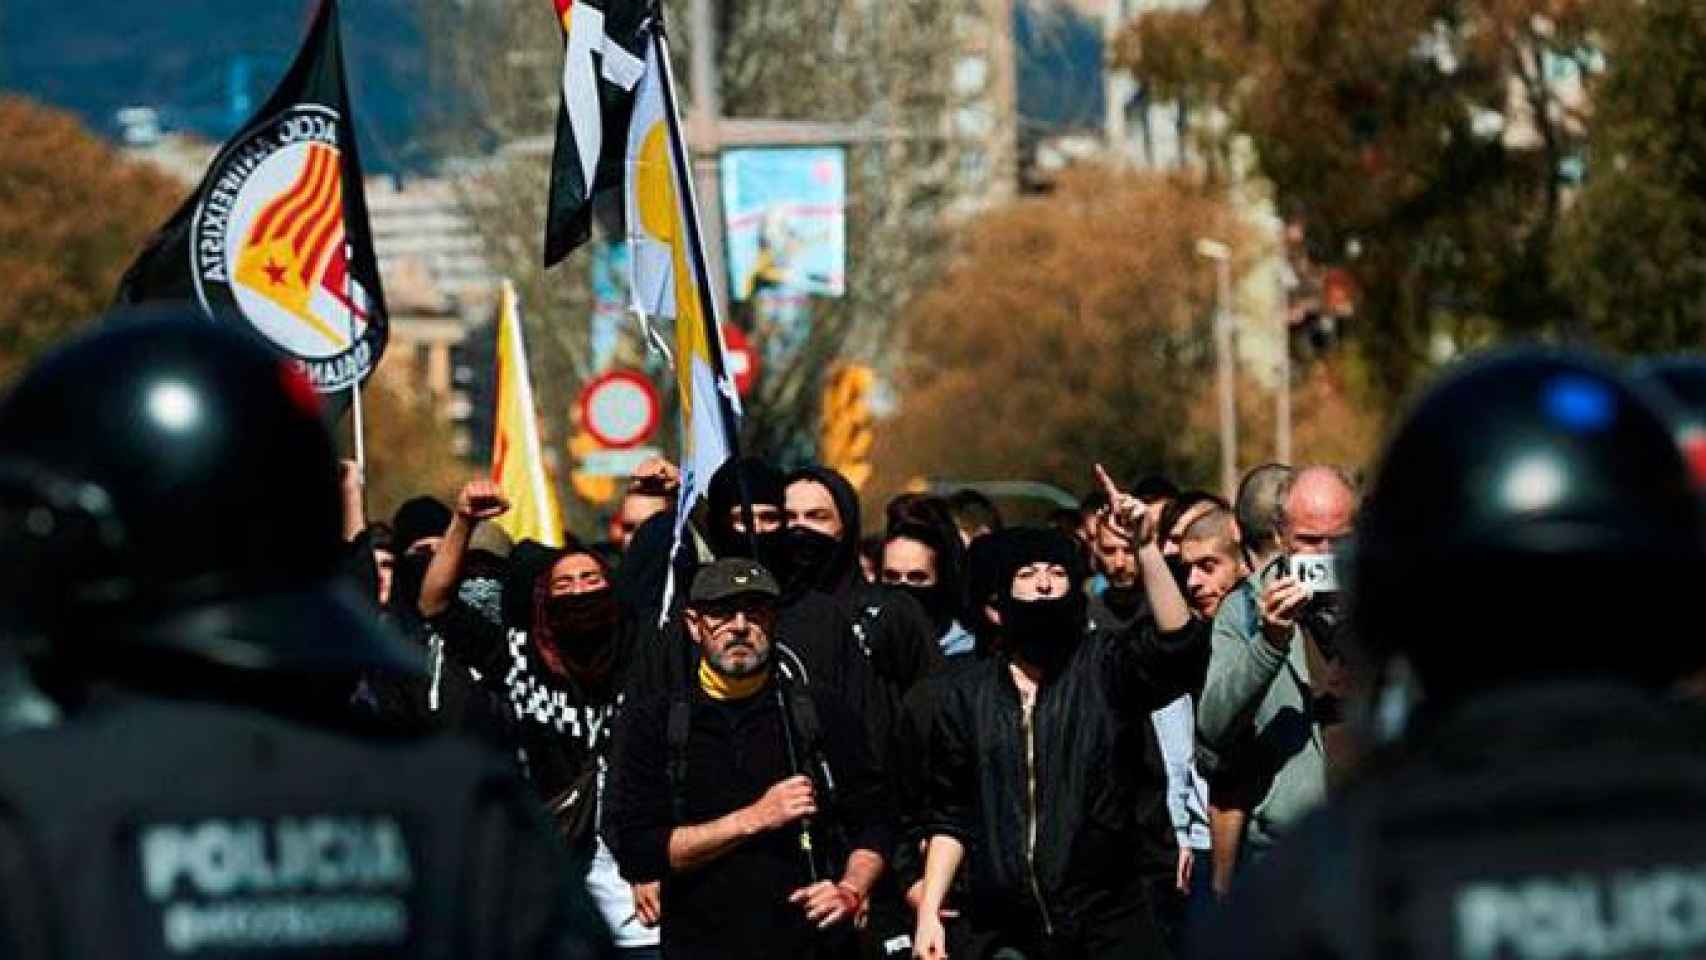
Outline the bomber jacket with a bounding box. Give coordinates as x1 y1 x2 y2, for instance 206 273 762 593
922 614 1207 938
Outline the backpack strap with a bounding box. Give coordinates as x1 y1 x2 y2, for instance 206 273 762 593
665 637 697 825
666 696 692 823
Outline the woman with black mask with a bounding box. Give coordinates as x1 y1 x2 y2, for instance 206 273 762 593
419 478 657 955
881 521 974 657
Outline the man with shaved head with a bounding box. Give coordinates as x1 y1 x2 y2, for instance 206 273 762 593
1178 507 1246 621
1281 465 1358 557
1197 464 1365 879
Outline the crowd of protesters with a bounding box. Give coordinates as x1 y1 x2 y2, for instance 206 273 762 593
6 316 1706 960
328 443 1395 960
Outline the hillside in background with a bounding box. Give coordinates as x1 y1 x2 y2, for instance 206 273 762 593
0 0 440 171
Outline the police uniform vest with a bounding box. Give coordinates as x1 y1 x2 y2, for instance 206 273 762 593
0 695 582 960
1205 682 1706 959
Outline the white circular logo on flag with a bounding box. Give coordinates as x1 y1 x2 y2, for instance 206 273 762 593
190 104 384 393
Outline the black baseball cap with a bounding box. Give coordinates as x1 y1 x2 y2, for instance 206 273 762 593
689 558 781 606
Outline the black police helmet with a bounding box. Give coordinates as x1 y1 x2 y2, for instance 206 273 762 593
1350 347 1706 697
0 309 421 681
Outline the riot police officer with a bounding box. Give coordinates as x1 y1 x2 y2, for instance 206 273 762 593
0 312 604 958
1195 348 1706 959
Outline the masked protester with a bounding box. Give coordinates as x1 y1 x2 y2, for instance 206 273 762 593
912 516 1209 960
785 467 942 701
420 479 654 954
355 503 513 748
882 522 974 657
706 456 789 570
787 466 944 958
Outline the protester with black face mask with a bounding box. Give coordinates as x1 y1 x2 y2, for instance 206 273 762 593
882 522 973 657
420 478 658 954
706 455 789 569
785 466 944 958
912 468 1209 960
785 467 941 699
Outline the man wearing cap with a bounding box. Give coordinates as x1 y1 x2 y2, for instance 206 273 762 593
604 558 895 960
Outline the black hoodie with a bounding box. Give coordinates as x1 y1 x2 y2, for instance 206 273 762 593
705 456 787 570
786 466 942 705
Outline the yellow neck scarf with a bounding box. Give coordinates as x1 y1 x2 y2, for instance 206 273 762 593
699 658 769 701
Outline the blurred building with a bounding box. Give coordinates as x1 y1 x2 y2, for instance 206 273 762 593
1100 0 1208 172
948 0 1021 210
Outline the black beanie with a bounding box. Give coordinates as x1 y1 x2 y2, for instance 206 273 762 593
391 496 453 553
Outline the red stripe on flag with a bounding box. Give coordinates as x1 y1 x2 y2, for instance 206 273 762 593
276 147 338 247
294 172 344 283
291 161 340 254
247 147 327 244
262 148 335 245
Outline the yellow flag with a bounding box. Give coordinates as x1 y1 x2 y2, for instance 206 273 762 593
491 279 566 547
625 37 733 524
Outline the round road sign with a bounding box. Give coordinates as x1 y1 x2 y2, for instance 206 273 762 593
580 370 660 450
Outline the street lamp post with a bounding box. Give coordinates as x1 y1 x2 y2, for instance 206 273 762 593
1275 270 1292 465
1197 238 1237 501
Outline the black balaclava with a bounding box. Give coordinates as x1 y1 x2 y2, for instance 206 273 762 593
391 496 453 554
887 520 964 637
782 465 863 601
706 456 787 572
993 527 1088 675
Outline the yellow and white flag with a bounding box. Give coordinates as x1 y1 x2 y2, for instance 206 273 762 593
625 35 735 536
491 279 566 548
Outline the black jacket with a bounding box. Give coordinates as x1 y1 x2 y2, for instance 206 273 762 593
604 667 896 960
784 466 941 746
1086 593 1208 881
924 615 1207 938
1196 681 1706 959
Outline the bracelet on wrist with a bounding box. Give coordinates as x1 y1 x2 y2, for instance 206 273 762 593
835 882 866 911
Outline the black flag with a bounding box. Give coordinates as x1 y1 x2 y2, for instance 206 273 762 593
116 0 387 399
543 0 652 268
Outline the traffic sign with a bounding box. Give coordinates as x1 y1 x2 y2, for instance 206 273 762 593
721 324 760 397
579 370 660 450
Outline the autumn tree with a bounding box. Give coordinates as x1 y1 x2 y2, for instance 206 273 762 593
1554 0 1706 353
0 96 182 382
872 166 1257 499
1116 1 1605 403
